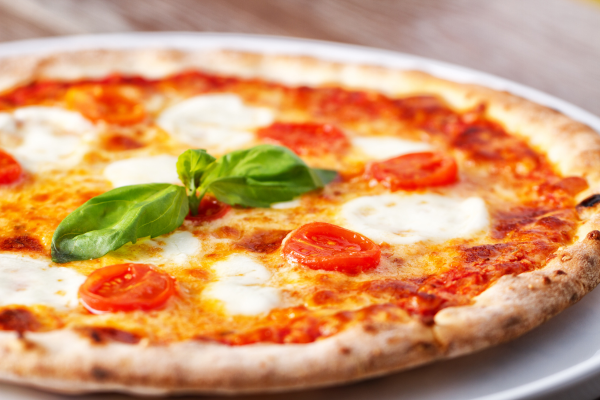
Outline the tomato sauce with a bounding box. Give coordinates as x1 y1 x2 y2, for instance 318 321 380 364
0 71 582 345
0 308 40 333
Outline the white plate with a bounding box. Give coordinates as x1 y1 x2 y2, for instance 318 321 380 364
1 32 600 400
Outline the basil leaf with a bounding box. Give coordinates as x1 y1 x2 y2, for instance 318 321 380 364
312 168 339 186
176 149 216 215
176 149 215 189
51 183 188 263
51 145 337 263
199 144 337 207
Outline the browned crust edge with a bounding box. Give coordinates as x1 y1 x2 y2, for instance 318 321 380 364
0 49 599 395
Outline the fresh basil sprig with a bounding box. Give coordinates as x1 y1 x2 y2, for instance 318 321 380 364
176 149 216 216
51 145 337 263
51 184 189 263
179 145 338 209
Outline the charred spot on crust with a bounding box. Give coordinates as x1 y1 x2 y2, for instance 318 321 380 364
0 236 44 253
78 327 141 345
578 194 600 208
543 276 552 285
503 316 521 329
0 308 39 333
586 230 600 241
555 270 567 275
91 366 111 381
570 293 579 303
363 324 379 334
236 229 291 253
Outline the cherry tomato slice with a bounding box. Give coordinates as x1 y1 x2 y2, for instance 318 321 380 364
185 196 231 223
368 151 458 191
282 222 381 275
79 263 175 314
0 150 22 184
256 122 350 156
66 85 145 125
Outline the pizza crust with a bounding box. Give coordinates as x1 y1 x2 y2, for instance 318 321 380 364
5 48 599 188
435 228 600 357
0 315 438 395
0 49 599 394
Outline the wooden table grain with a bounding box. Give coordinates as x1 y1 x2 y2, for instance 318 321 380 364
0 0 597 116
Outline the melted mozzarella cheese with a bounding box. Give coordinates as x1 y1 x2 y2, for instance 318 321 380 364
340 194 489 244
116 231 201 265
0 254 86 309
103 155 179 187
144 231 201 264
352 136 432 160
156 94 274 152
203 254 282 315
3 107 94 172
0 112 15 132
271 199 302 209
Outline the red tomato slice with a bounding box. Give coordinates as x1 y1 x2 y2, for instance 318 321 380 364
367 151 458 191
66 85 145 125
0 150 22 184
282 222 381 275
79 263 176 314
256 122 350 156
185 196 231 223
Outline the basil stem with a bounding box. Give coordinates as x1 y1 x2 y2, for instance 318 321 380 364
176 149 215 216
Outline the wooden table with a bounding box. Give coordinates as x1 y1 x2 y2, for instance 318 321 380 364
0 0 597 116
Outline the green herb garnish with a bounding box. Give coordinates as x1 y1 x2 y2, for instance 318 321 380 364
51 145 337 263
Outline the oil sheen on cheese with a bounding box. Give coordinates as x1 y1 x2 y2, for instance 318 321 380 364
203 254 282 315
0 106 94 172
156 94 274 153
0 254 85 309
340 194 489 244
103 155 179 187
351 136 432 160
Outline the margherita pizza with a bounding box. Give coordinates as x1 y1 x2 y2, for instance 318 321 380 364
0 49 599 395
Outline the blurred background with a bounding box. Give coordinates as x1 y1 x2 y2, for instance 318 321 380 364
0 0 598 115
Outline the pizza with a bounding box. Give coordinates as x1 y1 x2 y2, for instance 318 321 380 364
0 48 599 395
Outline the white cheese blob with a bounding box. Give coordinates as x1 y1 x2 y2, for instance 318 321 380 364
352 136 432 160
203 254 282 315
0 112 15 132
340 194 489 244
143 231 201 264
103 155 179 187
156 94 274 152
1 107 94 172
0 254 86 309
116 231 201 265
271 199 302 209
